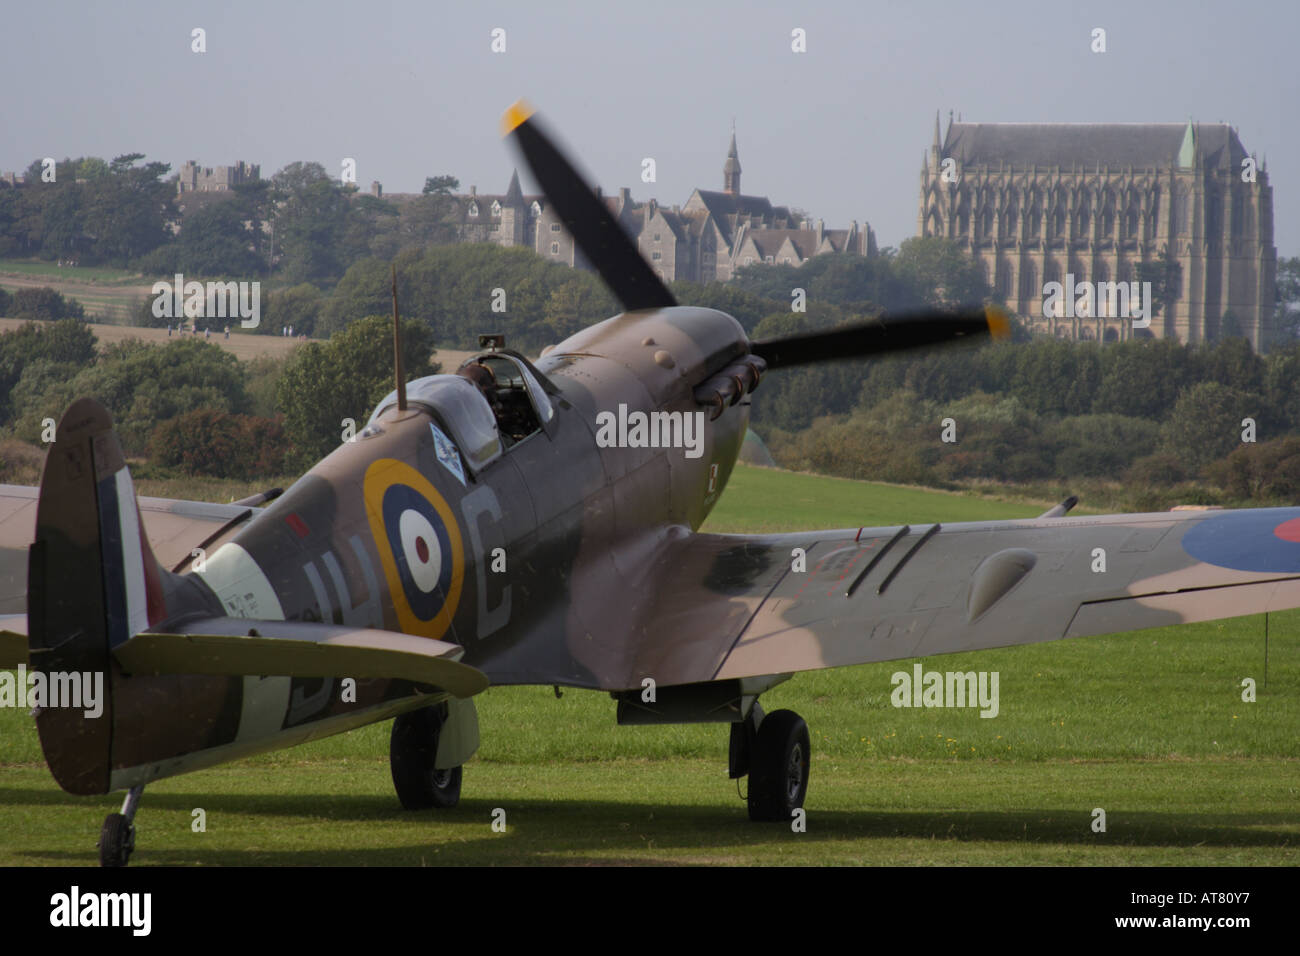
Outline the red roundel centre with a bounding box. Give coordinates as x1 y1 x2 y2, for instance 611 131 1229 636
1274 517 1300 543
415 536 430 563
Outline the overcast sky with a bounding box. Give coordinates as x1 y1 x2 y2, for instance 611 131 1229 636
4 0 1296 255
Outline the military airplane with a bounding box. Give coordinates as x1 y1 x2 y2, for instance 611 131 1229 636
2 101 1299 866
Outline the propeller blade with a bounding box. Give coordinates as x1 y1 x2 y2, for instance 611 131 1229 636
750 305 1012 370
502 100 677 312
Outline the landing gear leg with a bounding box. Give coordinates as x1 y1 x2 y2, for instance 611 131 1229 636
743 708 810 822
391 704 463 810
99 785 143 867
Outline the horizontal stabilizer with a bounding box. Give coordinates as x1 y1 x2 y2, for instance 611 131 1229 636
114 618 488 699
0 617 27 667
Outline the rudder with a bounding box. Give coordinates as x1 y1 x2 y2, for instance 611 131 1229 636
29 399 167 794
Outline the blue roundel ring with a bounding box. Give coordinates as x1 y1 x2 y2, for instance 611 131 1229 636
382 483 455 620
1181 509 1300 574
363 458 465 639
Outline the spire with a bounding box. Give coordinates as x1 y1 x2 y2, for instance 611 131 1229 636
723 127 742 194
503 169 523 206
932 110 941 150
1178 118 1195 169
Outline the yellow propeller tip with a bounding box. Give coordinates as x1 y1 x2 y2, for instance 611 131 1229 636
984 305 1012 340
501 99 534 137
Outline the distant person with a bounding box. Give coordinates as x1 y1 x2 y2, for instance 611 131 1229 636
167 324 172 336
204 327 210 339
224 325 230 339
288 324 294 337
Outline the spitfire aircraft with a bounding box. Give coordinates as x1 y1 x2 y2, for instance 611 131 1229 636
2 101 1299 867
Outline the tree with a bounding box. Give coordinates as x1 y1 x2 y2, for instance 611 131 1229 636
9 286 85 320
1274 256 1300 343
423 175 460 195
263 284 324 337
173 198 263 276
40 338 248 452
276 313 437 464
0 318 97 422
152 409 289 479
1094 338 1193 419
891 237 990 309
1209 436 1300 502
271 162 353 284
1159 382 1258 473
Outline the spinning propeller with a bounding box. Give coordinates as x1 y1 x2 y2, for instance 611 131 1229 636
501 99 1010 368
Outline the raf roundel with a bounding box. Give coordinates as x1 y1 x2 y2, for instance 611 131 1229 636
364 460 464 639
1180 508 1300 574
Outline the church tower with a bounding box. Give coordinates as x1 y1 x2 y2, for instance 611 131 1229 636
723 128 742 195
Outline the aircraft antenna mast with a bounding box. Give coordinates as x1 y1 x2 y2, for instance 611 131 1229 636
391 264 407 411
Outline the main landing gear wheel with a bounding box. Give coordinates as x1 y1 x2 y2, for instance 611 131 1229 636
391 704 463 810
747 709 810 822
99 785 144 867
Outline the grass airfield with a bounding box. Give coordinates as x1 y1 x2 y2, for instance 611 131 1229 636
1 464 1296 865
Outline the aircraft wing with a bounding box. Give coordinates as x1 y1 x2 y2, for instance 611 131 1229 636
0 482 258 615
626 507 1300 688
114 618 487 698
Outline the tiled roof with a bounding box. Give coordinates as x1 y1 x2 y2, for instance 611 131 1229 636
943 122 1245 170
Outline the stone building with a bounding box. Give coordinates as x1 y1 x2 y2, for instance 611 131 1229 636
177 160 261 193
918 115 1276 349
446 131 875 283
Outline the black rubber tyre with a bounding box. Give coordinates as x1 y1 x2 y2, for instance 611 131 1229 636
390 705 463 810
99 813 134 867
747 709 810 822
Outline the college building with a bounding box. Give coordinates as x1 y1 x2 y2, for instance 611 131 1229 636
918 115 1276 349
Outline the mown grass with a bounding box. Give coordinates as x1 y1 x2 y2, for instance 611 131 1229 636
0 259 143 284
1 463 1296 865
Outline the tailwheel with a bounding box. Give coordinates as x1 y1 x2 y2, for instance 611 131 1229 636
391 704 463 809
99 785 143 867
747 709 810 822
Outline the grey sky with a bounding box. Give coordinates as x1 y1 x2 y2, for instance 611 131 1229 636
3 0 1296 255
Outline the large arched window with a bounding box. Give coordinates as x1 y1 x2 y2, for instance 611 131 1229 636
1020 261 1038 302
1074 191 1091 236
956 191 971 236
1101 191 1115 237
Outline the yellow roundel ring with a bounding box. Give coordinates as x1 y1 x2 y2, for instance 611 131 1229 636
363 459 464 640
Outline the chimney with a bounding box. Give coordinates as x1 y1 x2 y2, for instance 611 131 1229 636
470 185 477 196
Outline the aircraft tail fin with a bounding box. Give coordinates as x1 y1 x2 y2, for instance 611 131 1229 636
28 399 171 793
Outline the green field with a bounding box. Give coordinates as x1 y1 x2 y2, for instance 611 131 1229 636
0 259 153 323
1 464 1296 865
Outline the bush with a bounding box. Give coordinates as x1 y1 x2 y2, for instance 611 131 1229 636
1208 437 1300 502
1126 452 1189 487
10 286 85 321
151 409 290 479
